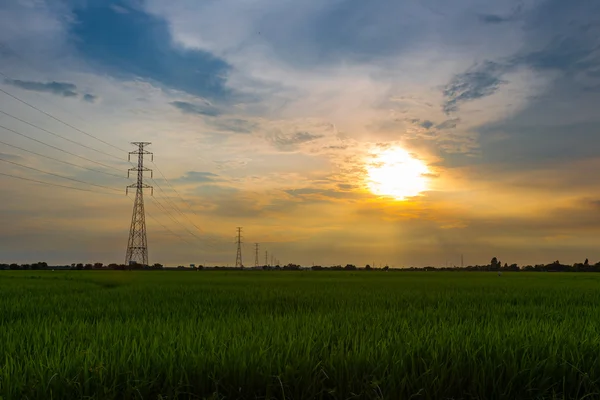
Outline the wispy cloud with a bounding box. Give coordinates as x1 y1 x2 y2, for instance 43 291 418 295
175 171 221 183
269 131 324 152
4 78 77 97
170 100 221 117
83 93 97 103
442 61 508 114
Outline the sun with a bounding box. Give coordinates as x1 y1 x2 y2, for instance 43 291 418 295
365 147 430 200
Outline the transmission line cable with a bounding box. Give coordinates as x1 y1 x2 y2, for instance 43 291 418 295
0 124 124 173
152 162 206 227
0 138 127 179
149 177 220 248
148 194 218 251
150 163 222 245
0 157 122 192
0 86 128 153
148 195 201 240
0 109 123 161
0 171 121 195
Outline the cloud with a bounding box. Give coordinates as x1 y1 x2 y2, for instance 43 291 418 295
170 100 221 117
436 118 460 130
109 5 130 14
2 78 102 104
4 78 78 97
175 171 220 183
209 118 257 134
285 187 366 201
83 93 97 103
478 14 512 24
0 152 22 162
69 3 232 101
411 119 434 130
269 131 324 151
442 61 508 114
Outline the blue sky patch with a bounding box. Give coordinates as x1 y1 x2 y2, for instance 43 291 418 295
68 3 231 101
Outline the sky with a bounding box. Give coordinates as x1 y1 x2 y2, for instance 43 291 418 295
1 0 600 267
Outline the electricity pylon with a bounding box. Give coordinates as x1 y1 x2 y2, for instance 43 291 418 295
125 142 153 266
235 227 243 268
254 243 259 267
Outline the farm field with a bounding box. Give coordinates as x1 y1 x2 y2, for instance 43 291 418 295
1 271 600 399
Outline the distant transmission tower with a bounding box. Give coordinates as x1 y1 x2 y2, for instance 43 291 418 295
235 227 243 268
125 142 153 265
254 243 259 267
265 250 268 267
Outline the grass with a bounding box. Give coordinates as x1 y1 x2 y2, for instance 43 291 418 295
1 271 600 399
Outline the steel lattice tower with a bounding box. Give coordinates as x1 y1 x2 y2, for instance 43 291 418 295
254 243 259 267
235 227 243 268
125 142 153 266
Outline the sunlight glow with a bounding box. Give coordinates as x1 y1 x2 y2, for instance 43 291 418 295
366 147 430 200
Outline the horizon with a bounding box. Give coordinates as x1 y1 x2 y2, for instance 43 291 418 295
2 0 600 266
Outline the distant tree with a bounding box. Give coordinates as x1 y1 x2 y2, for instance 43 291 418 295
383 265 389 271
585 258 589 266
365 264 372 270
344 264 357 270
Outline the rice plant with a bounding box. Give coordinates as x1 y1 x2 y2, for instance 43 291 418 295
1 271 599 399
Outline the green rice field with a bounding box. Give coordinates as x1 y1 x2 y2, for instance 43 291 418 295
2 271 600 399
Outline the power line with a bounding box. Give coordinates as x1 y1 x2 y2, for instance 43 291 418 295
150 163 224 247
0 138 126 179
0 123 124 173
148 195 206 243
145 208 192 245
0 156 122 192
0 86 128 153
152 161 207 231
0 109 123 161
149 176 220 247
0 171 120 195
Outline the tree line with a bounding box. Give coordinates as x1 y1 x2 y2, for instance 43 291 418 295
1 257 600 272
